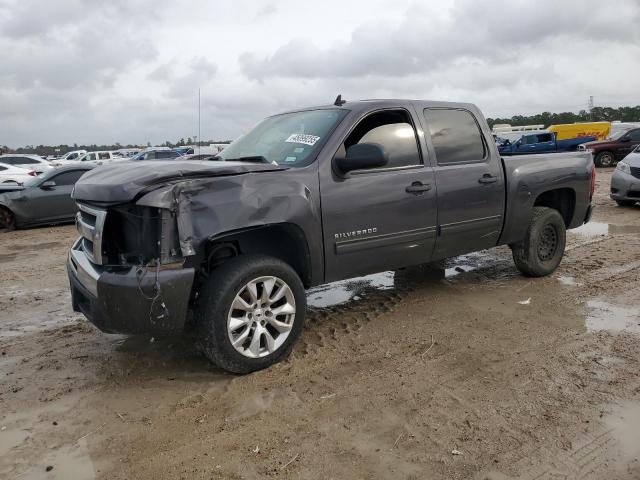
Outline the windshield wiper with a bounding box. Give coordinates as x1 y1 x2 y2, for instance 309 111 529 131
224 156 270 164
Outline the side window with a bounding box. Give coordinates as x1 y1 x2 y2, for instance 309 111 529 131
343 110 421 169
424 109 486 164
522 135 537 145
629 129 640 141
538 133 553 142
85 153 96 161
157 151 179 159
0 166 6 171
99 152 110 160
18 157 39 164
2 157 18 165
51 170 86 186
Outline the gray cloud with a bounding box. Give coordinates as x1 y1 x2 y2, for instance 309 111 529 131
1 0 640 148
240 0 640 80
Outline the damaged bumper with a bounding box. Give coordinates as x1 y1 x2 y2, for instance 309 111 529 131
67 238 195 334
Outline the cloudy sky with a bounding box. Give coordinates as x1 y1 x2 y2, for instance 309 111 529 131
1 0 639 147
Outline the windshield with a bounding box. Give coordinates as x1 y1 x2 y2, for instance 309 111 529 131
608 129 629 141
218 109 348 167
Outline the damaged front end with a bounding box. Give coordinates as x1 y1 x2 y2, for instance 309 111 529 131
68 198 195 335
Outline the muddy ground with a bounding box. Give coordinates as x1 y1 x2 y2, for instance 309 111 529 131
1 169 639 480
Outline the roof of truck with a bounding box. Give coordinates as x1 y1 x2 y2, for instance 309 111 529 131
276 99 480 116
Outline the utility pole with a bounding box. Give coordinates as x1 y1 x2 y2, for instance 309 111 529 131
198 88 201 155
588 95 594 121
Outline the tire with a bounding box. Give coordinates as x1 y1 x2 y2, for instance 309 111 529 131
615 199 637 207
512 206 566 277
594 151 615 168
195 254 306 374
0 207 16 232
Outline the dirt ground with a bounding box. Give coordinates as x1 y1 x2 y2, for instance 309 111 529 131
1 169 640 480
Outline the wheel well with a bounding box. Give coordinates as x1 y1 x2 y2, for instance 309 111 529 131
204 224 312 287
534 188 575 226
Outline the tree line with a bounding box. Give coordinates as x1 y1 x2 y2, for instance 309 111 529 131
487 105 640 129
3 105 640 155
0 138 232 156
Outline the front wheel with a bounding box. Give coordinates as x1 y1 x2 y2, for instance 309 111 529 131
512 207 566 277
195 254 306 374
0 207 16 231
594 151 615 168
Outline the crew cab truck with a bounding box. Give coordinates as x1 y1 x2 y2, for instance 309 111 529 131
498 132 596 156
67 99 595 373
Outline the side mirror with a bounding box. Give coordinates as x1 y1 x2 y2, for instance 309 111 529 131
41 180 56 189
334 143 388 173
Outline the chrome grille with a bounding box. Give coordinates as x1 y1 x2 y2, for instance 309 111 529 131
76 203 107 264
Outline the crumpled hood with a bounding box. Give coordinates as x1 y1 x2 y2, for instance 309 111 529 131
72 160 288 203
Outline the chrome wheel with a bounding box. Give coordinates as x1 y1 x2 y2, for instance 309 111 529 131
227 276 296 358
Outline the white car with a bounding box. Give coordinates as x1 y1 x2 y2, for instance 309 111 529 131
0 154 53 175
0 162 36 184
50 150 87 166
55 151 124 167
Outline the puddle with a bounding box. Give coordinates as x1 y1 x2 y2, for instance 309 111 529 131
602 401 640 464
558 276 580 286
306 272 395 308
571 222 640 238
572 221 609 237
306 251 508 309
586 300 640 334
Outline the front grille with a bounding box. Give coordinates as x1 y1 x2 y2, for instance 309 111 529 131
631 166 640 179
76 203 107 265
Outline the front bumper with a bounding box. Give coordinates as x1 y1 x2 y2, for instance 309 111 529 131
610 169 640 202
67 238 195 334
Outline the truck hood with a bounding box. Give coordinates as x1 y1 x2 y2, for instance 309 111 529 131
581 139 617 149
72 160 289 203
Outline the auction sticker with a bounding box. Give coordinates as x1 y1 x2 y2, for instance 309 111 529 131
285 133 320 146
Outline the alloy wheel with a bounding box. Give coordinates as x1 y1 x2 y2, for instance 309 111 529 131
227 276 296 358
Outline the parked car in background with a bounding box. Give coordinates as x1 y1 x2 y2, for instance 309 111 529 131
0 162 36 184
114 148 142 158
0 164 94 231
131 148 182 160
579 127 640 167
610 145 640 207
498 132 595 155
52 150 87 164
182 153 221 161
0 154 53 174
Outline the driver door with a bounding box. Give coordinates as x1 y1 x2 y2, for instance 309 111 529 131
319 108 438 282
23 170 85 222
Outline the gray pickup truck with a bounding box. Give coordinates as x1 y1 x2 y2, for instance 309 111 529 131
68 99 595 373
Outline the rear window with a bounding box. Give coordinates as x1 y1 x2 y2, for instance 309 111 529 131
424 109 486 164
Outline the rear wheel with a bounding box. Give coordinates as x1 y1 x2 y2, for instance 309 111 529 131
512 207 566 277
594 151 615 168
0 207 16 231
195 254 306 374
615 199 637 207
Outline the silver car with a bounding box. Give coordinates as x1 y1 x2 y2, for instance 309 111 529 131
610 145 640 206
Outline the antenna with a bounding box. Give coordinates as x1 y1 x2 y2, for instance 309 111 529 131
334 94 346 106
198 88 201 155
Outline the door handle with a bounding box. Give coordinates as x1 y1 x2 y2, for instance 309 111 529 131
478 174 498 184
405 181 432 194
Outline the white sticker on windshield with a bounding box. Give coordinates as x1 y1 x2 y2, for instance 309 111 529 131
285 133 320 146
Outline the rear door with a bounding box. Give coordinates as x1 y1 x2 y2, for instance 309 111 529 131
422 107 505 260
320 107 438 282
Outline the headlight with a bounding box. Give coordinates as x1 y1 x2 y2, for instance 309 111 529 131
616 161 631 175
